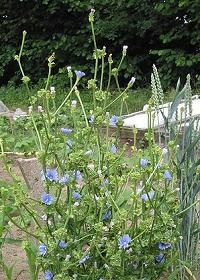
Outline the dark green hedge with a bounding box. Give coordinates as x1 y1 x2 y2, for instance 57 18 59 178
1 0 200 87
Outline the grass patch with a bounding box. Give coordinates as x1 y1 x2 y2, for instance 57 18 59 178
0 84 176 114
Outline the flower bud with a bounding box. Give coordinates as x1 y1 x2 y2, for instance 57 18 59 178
128 77 136 88
38 106 43 113
50 86 56 94
162 148 168 156
108 54 113 64
89 8 95 22
123 45 128 56
143 104 149 112
71 100 77 108
28 106 33 114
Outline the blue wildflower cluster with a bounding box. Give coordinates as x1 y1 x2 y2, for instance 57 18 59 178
11 10 182 280
42 168 70 186
155 242 172 265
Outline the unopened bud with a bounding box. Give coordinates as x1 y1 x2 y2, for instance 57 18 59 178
89 8 95 22
108 54 113 64
71 100 77 108
143 104 149 112
162 148 168 156
28 106 33 114
38 106 43 113
123 45 128 56
128 77 136 87
50 86 55 94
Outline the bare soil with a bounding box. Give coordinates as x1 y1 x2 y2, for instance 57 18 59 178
0 156 42 280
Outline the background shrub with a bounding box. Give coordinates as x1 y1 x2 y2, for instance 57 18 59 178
1 0 200 87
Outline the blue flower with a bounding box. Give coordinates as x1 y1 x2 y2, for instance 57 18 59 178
140 158 148 167
67 139 73 149
109 115 118 126
58 240 67 249
59 174 70 185
118 234 132 250
101 178 109 188
41 193 54 205
110 144 117 154
75 70 85 78
79 255 90 265
73 170 82 182
72 191 81 200
158 242 171 250
61 127 73 135
44 270 53 280
42 168 58 182
141 190 155 202
39 244 47 256
163 170 172 181
155 253 165 264
88 115 94 124
102 210 111 221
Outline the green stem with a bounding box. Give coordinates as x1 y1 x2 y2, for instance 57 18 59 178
110 196 121 214
70 77 73 90
176 200 199 217
7 215 42 241
96 127 102 169
45 65 52 91
90 20 98 81
16 31 30 94
104 86 129 111
91 20 97 51
94 57 99 81
100 54 105 91
54 79 79 115
106 62 112 92
75 91 89 127
118 55 125 72
31 115 43 150
21 203 43 231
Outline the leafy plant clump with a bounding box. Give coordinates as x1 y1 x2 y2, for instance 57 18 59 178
0 9 199 280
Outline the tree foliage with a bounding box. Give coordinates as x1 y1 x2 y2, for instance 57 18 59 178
0 0 200 87
152 0 200 87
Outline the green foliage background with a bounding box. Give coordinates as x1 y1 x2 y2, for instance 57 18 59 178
0 0 200 87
